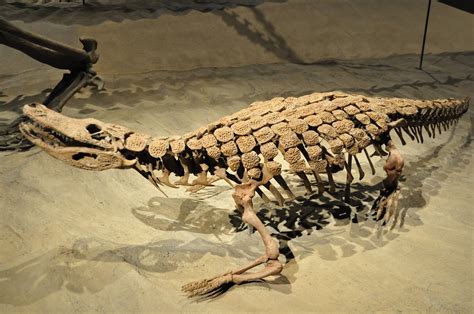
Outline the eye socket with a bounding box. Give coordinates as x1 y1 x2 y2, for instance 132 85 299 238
86 124 101 134
86 124 108 141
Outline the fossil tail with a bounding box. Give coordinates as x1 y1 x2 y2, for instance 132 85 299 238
388 96 470 143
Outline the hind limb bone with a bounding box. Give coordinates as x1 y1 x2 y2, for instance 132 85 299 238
182 180 282 297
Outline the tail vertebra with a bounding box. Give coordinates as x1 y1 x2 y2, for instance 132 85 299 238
388 97 470 143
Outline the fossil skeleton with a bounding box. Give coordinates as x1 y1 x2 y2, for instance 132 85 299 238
19 91 470 297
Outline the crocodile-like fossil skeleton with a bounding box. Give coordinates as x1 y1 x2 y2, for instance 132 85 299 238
19 91 470 297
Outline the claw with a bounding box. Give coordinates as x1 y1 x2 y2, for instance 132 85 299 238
375 196 388 221
383 194 395 224
374 187 401 229
182 272 233 297
390 190 401 230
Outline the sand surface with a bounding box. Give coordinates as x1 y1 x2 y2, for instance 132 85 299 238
0 2 473 312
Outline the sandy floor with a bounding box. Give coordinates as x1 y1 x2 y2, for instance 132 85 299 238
0 50 472 312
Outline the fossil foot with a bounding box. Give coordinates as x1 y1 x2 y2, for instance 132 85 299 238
181 272 233 297
373 187 401 229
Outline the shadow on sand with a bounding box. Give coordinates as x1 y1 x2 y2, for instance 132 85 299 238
215 7 305 64
0 237 256 306
0 89 52 127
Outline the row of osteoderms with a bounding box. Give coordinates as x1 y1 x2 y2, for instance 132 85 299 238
130 94 469 207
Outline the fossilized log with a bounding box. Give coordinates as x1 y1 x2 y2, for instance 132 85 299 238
0 18 101 151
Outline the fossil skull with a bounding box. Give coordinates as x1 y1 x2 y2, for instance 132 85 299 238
20 103 138 170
